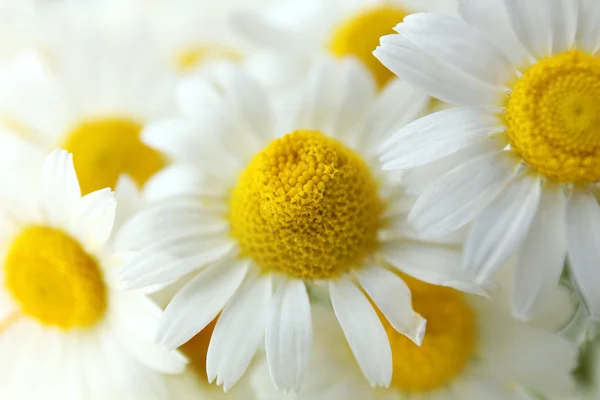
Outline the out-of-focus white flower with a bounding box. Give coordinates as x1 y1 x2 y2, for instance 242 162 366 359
232 0 456 93
251 279 578 400
117 56 484 393
375 0 600 321
0 22 175 196
0 138 186 400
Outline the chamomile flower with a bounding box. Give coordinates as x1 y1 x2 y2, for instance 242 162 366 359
0 138 186 400
118 57 481 393
375 0 600 320
251 279 578 400
234 0 456 91
0 22 175 196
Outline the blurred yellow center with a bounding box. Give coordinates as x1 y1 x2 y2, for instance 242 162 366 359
181 319 218 381
506 50 600 184
385 277 477 392
330 6 407 88
177 45 242 71
4 226 107 329
229 130 382 279
63 118 165 195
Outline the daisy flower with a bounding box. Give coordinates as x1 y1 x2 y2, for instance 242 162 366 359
251 278 578 400
233 0 456 91
0 21 175 196
0 136 186 399
374 0 600 321
118 57 481 392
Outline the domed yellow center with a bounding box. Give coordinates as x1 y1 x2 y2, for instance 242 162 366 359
506 50 600 184
385 277 477 393
177 45 242 71
4 226 107 329
229 130 382 279
63 118 165 195
329 6 408 88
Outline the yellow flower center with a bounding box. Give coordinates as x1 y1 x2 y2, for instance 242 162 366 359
177 45 243 71
63 118 165 195
180 318 218 382
385 276 477 393
229 130 382 279
4 226 107 329
506 50 600 184
329 6 408 88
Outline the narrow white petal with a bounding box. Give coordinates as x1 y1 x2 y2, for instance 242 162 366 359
547 0 578 53
504 0 553 58
359 79 430 155
206 273 272 391
265 280 312 393
41 149 81 227
463 174 541 284
355 266 426 345
576 0 600 53
329 277 392 388
142 118 204 164
113 175 141 232
157 253 249 349
513 184 567 320
74 188 116 250
141 164 211 203
111 292 188 374
396 13 515 86
458 0 530 65
566 190 600 320
409 151 519 238
381 241 487 296
380 107 503 170
374 33 503 106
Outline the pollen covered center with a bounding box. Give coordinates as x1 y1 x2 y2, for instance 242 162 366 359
385 277 477 393
506 50 600 184
63 118 165 195
330 6 408 88
4 226 107 329
229 130 382 279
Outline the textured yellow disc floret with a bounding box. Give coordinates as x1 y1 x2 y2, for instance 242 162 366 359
330 6 407 88
385 276 477 393
4 226 107 329
63 118 165 195
506 50 600 184
229 130 382 279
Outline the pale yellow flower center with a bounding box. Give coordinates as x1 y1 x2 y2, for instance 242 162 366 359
329 6 408 88
63 118 165 195
229 130 382 279
177 45 242 71
4 226 107 329
385 277 477 393
506 50 600 184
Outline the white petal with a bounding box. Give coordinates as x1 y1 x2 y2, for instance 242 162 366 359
396 13 515 86
74 188 116 250
566 190 600 320
113 175 141 232
207 273 272 391
576 0 600 53
359 79 430 155
120 239 235 289
157 253 249 349
354 266 426 345
142 164 221 203
547 0 578 53
463 173 541 284
374 33 502 106
265 280 312 393
380 107 503 170
111 292 188 374
504 0 553 59
512 184 567 320
142 118 204 164
230 12 303 51
329 277 392 388
41 149 81 228
458 0 530 65
409 151 520 238
381 241 487 295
